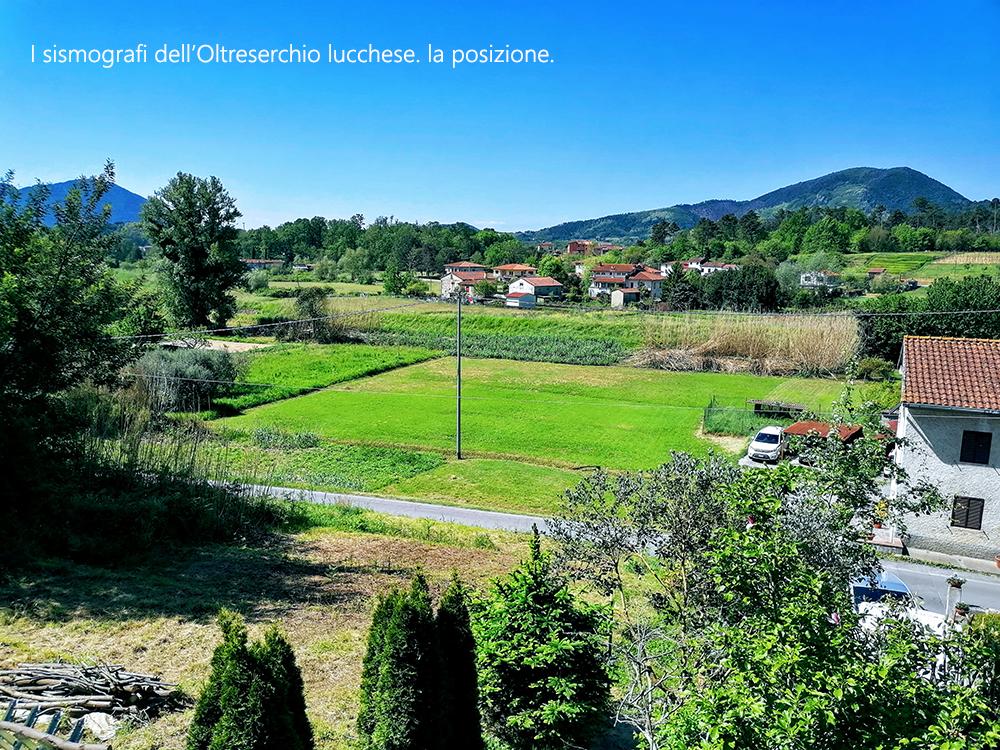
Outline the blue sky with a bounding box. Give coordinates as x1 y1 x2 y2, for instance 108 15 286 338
1 0 997 230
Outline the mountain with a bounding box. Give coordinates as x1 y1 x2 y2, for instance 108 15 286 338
16 180 146 225
517 167 973 243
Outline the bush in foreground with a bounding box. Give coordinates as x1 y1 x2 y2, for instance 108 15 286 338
475 530 610 750
188 609 314 750
358 573 483 750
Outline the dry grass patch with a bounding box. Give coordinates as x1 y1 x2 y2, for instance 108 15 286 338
642 312 858 374
0 526 525 750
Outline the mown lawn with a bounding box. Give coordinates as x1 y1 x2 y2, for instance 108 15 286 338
381 458 582 516
217 357 847 470
216 343 440 411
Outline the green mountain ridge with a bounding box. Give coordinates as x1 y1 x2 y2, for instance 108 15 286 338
517 167 973 243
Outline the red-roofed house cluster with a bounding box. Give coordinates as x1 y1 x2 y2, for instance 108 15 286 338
439 261 564 308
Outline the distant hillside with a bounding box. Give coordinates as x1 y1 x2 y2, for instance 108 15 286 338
518 167 973 243
16 180 146 225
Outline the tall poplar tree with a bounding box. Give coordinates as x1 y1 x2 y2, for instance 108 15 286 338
141 172 245 328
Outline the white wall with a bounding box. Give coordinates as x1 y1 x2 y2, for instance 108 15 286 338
897 404 1000 558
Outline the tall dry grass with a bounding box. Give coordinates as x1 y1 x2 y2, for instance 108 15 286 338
641 313 859 375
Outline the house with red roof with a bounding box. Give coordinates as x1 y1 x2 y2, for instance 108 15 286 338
440 269 488 299
586 263 666 300
892 336 1000 559
507 276 564 300
505 291 536 309
493 263 537 282
443 260 488 274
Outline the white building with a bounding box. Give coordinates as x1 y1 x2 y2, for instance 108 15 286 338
505 292 536 308
440 270 487 299
627 270 665 300
508 276 564 299
800 270 842 289
493 263 537 282
893 336 1000 559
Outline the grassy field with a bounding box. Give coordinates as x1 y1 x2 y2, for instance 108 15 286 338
216 342 440 411
0 517 529 750
913 257 1000 282
217 357 846 470
842 252 942 275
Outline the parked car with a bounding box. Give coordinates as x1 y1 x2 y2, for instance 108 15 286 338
746 425 784 463
851 571 946 635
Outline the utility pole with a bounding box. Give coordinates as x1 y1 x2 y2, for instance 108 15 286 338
456 291 463 459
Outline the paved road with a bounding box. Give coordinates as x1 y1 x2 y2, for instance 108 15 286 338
882 559 1000 615
263 485 1000 611
266 485 551 533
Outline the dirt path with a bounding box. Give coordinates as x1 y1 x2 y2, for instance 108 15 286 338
203 339 272 353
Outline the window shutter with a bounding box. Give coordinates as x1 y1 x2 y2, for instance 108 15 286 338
951 496 985 531
960 431 993 465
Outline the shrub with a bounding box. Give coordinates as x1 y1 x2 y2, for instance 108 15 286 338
246 270 270 291
855 357 897 381
188 610 314 750
475 530 610 750
133 348 239 413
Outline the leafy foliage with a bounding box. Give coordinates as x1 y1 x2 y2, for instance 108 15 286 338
141 172 245 328
357 573 482 750
475 530 610 750
549 436 992 750
188 609 314 750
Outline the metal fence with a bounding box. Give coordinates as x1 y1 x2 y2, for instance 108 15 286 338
0 702 108 750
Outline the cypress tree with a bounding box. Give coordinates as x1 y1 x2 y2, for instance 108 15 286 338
188 609 251 750
187 610 314 750
358 591 402 747
436 574 484 750
372 574 441 750
361 574 444 750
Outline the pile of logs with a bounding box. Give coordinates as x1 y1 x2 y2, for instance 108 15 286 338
0 664 183 718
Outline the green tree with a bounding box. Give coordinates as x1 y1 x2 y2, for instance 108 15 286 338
436 575 484 750
475 529 610 750
0 164 150 554
362 574 442 750
383 260 404 295
141 173 245 328
188 609 313 750
802 215 851 254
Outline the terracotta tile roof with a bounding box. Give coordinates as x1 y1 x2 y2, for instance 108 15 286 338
784 421 863 441
902 336 1000 411
446 261 487 268
506 292 533 298
592 264 637 273
494 263 537 271
868 267 886 274
451 271 487 281
630 270 664 281
591 275 628 284
521 276 563 287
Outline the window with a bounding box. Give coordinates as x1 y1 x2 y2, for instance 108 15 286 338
951 496 985 530
960 430 993 465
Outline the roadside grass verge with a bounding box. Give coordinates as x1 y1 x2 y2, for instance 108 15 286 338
215 343 440 411
379 458 581 516
216 357 847 469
